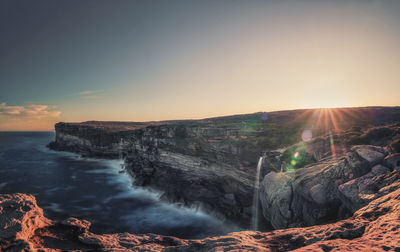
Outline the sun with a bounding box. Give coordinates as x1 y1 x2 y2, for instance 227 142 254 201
294 106 360 161
300 83 352 110
302 102 350 110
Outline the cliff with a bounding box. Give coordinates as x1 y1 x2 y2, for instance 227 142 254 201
48 107 400 228
48 119 263 226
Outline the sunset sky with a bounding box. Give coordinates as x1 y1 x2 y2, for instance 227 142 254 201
1 0 400 130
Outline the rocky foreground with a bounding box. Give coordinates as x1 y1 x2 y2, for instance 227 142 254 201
1 180 400 251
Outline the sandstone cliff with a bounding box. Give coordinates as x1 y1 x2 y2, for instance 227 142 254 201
48 107 400 228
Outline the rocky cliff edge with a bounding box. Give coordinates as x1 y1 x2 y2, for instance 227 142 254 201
1 179 400 251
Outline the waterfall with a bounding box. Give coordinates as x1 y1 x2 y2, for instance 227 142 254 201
251 156 264 230
119 138 124 169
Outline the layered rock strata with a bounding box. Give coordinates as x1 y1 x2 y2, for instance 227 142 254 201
48 108 400 228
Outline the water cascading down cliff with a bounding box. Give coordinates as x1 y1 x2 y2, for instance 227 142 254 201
251 156 264 230
119 138 125 169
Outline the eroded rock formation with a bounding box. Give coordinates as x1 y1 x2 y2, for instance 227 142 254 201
259 121 400 230
48 108 400 229
2 180 400 251
260 142 400 228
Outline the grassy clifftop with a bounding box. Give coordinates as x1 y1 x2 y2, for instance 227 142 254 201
58 106 400 150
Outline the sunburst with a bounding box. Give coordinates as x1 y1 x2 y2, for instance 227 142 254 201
300 108 353 159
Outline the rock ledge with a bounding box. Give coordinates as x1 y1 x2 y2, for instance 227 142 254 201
1 184 400 251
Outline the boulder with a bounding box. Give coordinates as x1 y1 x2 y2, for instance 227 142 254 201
351 145 387 164
259 172 294 228
259 145 391 229
338 164 391 211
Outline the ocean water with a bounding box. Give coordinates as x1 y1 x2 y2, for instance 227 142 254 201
0 132 237 238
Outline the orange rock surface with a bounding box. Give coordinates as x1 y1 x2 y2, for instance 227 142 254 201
1 176 399 251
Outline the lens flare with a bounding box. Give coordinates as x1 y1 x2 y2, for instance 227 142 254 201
301 129 312 142
299 108 350 159
261 113 268 121
329 130 336 158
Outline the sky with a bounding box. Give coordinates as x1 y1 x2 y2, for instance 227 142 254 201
1 0 400 130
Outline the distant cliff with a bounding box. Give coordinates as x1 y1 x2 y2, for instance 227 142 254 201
48 107 400 228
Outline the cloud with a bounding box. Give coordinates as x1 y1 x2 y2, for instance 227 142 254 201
77 90 104 99
0 103 24 115
0 102 61 119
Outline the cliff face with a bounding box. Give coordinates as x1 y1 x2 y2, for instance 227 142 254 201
48 122 130 158
130 124 278 227
49 121 262 226
48 107 400 228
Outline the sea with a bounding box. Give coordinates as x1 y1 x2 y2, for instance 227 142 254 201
0 131 237 238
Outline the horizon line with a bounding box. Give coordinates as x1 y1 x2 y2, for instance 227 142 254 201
1 105 399 132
